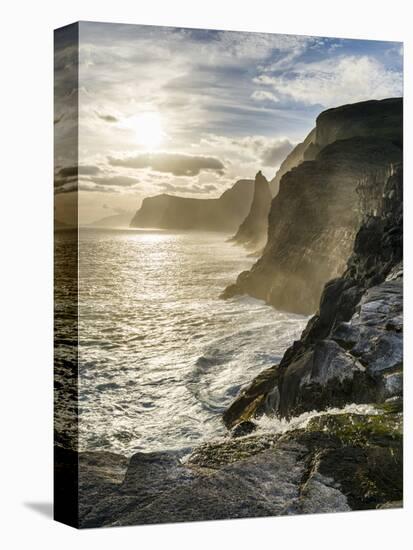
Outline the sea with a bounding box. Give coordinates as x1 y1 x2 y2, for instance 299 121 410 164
55 227 309 456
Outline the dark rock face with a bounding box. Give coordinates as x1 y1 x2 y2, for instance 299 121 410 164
74 406 401 527
130 179 254 232
269 128 317 196
223 165 402 425
315 97 403 149
223 138 401 314
230 171 272 250
269 97 402 196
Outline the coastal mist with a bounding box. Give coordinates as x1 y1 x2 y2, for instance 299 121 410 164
69 228 306 455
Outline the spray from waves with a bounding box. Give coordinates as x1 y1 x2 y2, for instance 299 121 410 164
60 229 309 455
254 403 381 434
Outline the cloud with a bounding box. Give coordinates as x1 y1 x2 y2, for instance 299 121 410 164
91 175 139 187
108 152 225 177
200 134 294 168
253 55 403 108
78 182 115 193
251 90 279 103
57 165 101 177
54 165 138 194
260 139 294 166
96 112 119 123
55 23 403 223
158 181 217 195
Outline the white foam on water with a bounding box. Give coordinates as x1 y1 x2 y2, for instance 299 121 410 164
56 228 309 456
254 403 381 435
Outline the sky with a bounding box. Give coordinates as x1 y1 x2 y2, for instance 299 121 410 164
54 22 403 224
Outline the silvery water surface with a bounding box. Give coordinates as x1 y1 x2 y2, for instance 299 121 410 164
55 227 309 456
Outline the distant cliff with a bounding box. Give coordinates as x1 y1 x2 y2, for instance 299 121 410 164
230 171 272 250
130 179 254 232
223 98 403 314
88 212 133 228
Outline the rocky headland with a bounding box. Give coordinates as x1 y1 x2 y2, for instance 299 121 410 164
269 97 402 196
59 403 402 526
224 164 402 428
130 178 254 232
223 98 403 314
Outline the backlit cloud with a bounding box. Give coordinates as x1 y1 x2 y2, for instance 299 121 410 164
109 152 225 177
96 112 119 123
253 56 402 108
54 22 403 222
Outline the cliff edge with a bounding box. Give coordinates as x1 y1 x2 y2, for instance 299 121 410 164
223 98 403 314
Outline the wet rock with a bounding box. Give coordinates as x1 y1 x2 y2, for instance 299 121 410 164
112 442 308 526
292 472 351 514
80 449 195 528
277 340 371 418
231 420 258 438
187 433 279 470
76 449 128 527
76 409 402 527
223 364 280 429
121 450 195 495
282 411 403 510
377 500 403 510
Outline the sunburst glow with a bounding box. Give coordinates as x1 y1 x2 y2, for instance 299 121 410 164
124 112 164 149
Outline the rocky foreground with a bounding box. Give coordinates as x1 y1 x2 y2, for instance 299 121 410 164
56 400 401 528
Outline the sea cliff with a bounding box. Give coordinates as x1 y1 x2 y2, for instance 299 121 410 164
223 98 403 314
224 164 402 427
130 179 254 232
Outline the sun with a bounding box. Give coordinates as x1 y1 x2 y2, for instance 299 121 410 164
124 112 164 149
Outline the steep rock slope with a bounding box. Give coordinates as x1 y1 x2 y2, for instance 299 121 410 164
230 171 272 250
223 98 402 314
130 179 254 232
223 165 402 428
269 97 402 196
269 128 316 196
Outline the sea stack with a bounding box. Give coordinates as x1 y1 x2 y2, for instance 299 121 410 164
231 170 272 250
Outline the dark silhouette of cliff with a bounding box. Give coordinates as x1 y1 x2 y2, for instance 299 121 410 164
130 179 254 232
230 171 272 250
